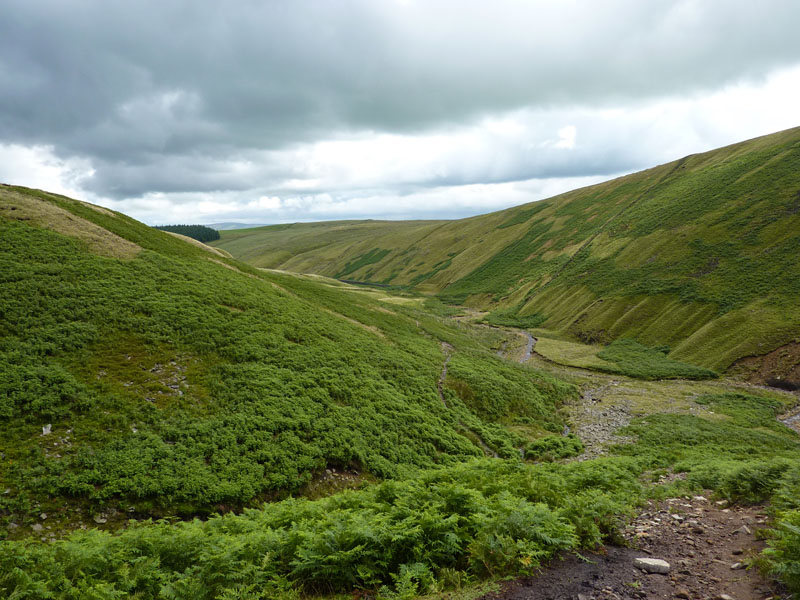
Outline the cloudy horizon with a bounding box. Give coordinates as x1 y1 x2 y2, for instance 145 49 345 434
1 0 799 226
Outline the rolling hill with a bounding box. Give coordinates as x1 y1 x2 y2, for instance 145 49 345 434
0 183 575 532
212 126 800 376
3 184 800 599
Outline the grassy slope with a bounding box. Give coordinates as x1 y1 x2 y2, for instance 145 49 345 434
3 186 800 598
5 357 800 599
212 219 446 275
0 184 576 535
214 127 800 372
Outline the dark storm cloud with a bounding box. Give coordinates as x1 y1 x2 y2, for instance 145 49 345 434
1 0 800 200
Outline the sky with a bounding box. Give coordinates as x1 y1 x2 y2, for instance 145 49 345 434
1 1 799 226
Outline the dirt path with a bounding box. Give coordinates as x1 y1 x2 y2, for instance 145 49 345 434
479 326 798 599
492 329 537 363
480 494 782 600
448 319 798 599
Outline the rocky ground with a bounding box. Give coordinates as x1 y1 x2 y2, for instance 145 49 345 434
570 381 634 460
473 334 797 600
471 325 797 600
479 494 783 600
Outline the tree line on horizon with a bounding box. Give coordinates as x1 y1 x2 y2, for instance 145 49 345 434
154 224 220 243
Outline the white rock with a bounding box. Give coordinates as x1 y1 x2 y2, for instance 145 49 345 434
633 557 671 573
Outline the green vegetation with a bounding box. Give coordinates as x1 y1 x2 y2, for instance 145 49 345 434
0 185 576 532
762 507 800 595
335 248 391 279
495 204 547 230
214 127 800 375
4 123 800 600
445 351 572 432
482 307 546 329
4 383 799 598
615 393 797 472
0 459 641 599
595 339 718 380
530 335 717 380
524 434 584 461
211 220 446 271
421 298 464 318
154 224 220 242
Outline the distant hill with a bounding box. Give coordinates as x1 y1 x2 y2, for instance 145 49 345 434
213 126 800 374
211 219 447 271
207 221 267 230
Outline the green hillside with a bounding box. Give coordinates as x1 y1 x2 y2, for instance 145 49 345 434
0 184 577 535
212 219 446 273
213 126 800 374
3 184 800 599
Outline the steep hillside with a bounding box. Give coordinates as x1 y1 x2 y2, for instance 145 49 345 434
4 185 800 600
215 127 800 373
0 184 575 534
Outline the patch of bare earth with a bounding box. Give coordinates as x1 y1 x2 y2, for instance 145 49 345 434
0 187 141 259
480 495 783 600
730 342 800 387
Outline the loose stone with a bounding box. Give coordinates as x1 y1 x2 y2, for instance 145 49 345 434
633 557 671 574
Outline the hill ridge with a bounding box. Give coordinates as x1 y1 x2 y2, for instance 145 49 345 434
212 126 800 375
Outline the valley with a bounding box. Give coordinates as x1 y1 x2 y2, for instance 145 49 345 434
2 129 800 599
213 127 800 381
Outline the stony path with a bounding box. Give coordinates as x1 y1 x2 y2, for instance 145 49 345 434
779 404 800 433
479 325 797 599
570 381 635 460
480 495 782 600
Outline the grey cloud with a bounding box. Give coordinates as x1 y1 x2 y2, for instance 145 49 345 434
1 0 800 201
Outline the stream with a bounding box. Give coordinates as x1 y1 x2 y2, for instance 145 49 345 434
780 406 800 433
520 331 536 363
